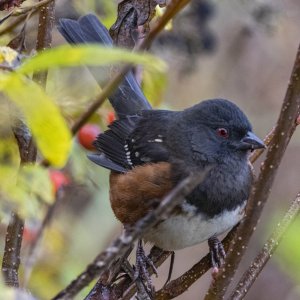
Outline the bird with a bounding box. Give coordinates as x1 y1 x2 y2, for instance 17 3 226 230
58 14 265 293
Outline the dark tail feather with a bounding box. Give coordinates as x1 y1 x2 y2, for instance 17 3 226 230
58 14 151 116
87 153 126 173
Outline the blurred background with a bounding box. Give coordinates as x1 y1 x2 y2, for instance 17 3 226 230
0 0 300 299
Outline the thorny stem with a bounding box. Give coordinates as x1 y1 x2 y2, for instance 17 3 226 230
32 0 55 86
229 192 300 300
2 213 24 287
52 169 209 300
204 44 300 300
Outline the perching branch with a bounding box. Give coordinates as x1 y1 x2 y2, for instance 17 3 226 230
52 168 210 300
204 43 300 300
229 192 300 300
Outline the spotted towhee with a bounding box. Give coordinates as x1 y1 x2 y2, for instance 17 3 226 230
58 14 265 286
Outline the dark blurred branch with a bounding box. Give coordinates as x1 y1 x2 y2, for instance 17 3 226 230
229 192 300 300
52 169 209 300
2 213 24 287
204 44 300 300
32 0 55 86
2 120 37 287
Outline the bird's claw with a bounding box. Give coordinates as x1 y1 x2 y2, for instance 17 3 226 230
208 235 226 274
134 239 157 297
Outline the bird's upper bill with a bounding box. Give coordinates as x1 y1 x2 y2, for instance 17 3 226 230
238 131 265 151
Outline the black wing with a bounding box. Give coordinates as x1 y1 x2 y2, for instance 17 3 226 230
58 14 151 117
90 110 173 172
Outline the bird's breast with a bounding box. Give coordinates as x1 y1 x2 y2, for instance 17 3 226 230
144 201 246 250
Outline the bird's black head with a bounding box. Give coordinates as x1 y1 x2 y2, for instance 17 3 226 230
182 99 265 162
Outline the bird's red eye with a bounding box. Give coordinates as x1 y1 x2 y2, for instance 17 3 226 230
217 128 229 138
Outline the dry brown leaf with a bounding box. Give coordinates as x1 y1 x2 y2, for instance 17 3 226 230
0 0 25 11
110 0 166 48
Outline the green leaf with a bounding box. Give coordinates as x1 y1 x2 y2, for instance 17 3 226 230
18 44 167 75
0 73 72 167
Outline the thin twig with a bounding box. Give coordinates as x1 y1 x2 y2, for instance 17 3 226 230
229 192 300 300
204 43 300 300
52 169 210 300
12 0 54 16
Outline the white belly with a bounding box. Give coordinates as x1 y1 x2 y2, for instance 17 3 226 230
144 202 245 250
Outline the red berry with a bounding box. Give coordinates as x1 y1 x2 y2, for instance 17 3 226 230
23 226 37 244
77 124 101 150
107 111 116 125
49 170 70 194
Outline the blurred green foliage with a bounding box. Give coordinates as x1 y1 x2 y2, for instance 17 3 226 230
275 216 300 284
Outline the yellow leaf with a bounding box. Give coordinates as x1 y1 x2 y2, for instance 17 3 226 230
0 74 72 167
18 44 167 75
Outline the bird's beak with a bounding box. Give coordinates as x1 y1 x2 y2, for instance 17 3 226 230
239 132 265 150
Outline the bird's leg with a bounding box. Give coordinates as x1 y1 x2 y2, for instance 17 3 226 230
134 239 158 296
208 235 226 277
164 251 175 286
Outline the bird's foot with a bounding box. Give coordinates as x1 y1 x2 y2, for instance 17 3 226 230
208 235 226 277
134 239 157 297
